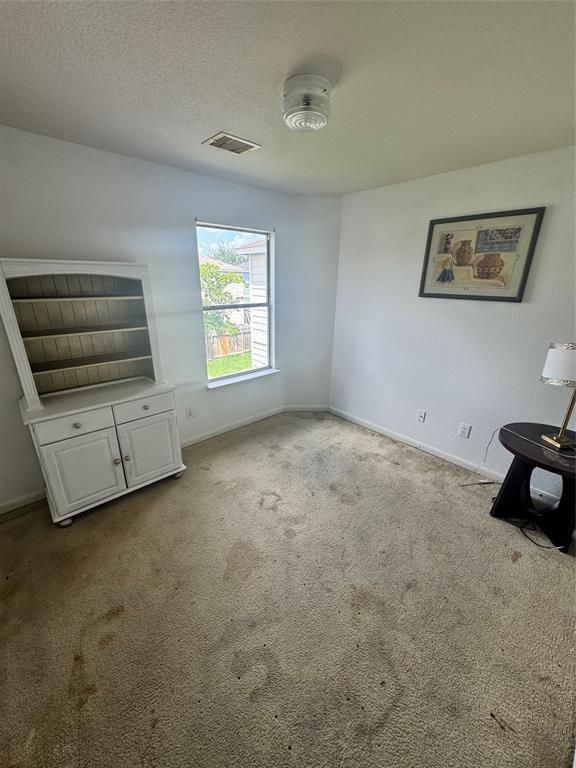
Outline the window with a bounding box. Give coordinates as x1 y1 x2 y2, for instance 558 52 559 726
196 224 272 381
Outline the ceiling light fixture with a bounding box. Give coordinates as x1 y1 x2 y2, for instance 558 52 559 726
282 74 333 132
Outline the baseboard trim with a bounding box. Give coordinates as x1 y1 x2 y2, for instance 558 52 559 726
284 404 330 412
180 407 285 449
0 488 46 517
329 406 559 503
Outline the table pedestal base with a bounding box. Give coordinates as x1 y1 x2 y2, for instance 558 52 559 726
490 456 575 554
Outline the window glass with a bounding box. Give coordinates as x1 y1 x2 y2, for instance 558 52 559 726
196 226 271 380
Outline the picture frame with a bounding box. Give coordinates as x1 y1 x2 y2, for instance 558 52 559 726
418 207 545 302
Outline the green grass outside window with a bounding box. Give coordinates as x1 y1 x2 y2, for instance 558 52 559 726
207 351 252 379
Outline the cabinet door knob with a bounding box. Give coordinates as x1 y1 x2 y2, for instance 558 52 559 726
113 458 122 466
143 404 150 410
124 455 131 462
73 422 82 429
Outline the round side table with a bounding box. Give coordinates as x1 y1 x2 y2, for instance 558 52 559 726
489 422 576 554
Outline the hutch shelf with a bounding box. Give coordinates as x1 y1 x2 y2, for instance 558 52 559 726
0 259 185 526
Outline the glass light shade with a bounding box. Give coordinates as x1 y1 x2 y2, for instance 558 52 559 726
541 343 576 386
283 74 333 132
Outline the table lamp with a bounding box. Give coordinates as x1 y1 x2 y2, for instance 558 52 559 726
541 342 576 449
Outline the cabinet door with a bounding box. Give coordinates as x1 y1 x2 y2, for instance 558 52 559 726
117 411 181 488
40 427 126 517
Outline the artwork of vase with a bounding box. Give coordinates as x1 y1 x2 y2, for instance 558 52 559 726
476 253 504 279
419 207 544 301
454 240 474 266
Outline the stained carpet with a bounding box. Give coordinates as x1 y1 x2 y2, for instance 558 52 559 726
0 412 574 768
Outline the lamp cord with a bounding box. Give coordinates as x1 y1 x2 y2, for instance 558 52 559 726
459 427 500 486
504 518 569 550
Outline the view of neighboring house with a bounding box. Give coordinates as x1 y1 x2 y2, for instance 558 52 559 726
233 238 268 371
199 254 249 321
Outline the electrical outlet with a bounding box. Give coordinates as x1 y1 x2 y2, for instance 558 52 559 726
185 407 195 420
458 422 472 439
417 409 427 423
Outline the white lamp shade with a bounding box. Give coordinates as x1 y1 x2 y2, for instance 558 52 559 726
541 343 576 386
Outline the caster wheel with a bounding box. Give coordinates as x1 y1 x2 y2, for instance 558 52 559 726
58 518 74 528
173 471 184 479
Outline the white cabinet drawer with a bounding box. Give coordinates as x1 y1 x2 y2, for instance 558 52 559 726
112 393 173 425
34 406 114 446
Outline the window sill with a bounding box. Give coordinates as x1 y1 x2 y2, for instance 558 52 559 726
205 368 281 390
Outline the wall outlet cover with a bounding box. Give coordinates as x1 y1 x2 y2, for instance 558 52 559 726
417 409 427 423
458 422 472 439
185 407 195 419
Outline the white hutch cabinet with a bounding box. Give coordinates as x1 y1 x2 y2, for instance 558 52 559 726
0 259 185 526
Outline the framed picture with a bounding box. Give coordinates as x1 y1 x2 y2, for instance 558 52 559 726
418 207 545 301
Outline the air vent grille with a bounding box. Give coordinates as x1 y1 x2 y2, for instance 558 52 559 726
202 132 261 154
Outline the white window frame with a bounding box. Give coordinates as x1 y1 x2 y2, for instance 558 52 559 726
196 222 275 385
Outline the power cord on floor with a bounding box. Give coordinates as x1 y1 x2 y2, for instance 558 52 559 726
503 517 569 550
459 427 500 487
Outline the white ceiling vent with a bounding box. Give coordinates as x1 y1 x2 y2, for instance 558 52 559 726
202 132 261 154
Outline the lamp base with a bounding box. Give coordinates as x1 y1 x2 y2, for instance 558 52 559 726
541 433 576 450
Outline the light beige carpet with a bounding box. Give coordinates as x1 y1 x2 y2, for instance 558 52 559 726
0 412 574 768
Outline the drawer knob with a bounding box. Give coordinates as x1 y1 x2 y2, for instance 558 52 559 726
124 455 131 462
113 458 122 466
143 404 150 411
72 422 82 429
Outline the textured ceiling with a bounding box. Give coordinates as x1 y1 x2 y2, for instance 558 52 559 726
0 1 574 195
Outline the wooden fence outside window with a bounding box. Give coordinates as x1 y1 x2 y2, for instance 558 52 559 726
205 331 251 360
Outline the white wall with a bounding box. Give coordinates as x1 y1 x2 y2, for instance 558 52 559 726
331 147 575 495
281 196 341 408
0 127 340 511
